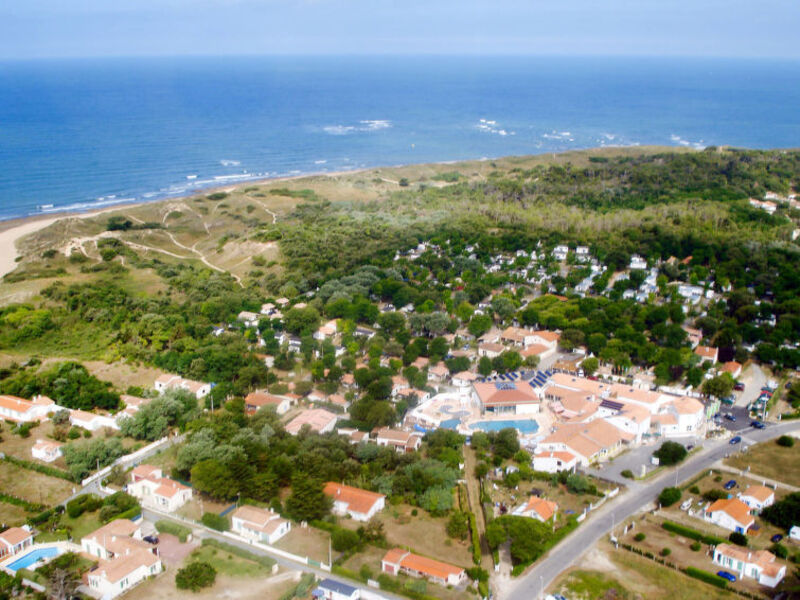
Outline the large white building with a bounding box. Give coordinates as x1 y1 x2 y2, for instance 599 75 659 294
127 465 192 513
231 505 291 544
0 395 54 423
472 381 540 416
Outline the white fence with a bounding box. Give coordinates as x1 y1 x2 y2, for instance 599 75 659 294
81 434 182 487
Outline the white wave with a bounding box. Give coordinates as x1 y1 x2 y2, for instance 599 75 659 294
314 160 327 165
220 159 241 167
322 120 392 135
476 119 515 136
186 174 197 180
670 134 706 150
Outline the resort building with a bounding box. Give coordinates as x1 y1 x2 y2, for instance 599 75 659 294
244 392 293 416
713 544 785 587
285 408 338 436
704 498 755 533
31 439 63 463
154 374 211 399
230 505 291 544
538 419 633 466
0 394 54 423
0 527 33 559
652 396 706 437
472 381 540 415
381 549 466 586
127 465 192 513
738 485 775 512
323 482 385 522
82 520 162 599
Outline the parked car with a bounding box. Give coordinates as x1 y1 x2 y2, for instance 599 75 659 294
771 534 784 543
730 436 742 445
734 382 745 391
143 535 159 545
680 499 693 511
750 420 765 429
724 479 737 490
724 413 737 422
717 571 737 582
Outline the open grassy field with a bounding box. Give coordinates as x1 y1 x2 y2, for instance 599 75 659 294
725 438 800 487
273 525 331 564
186 544 274 577
176 497 231 522
124 570 298 600
0 420 68 469
0 501 31 527
0 460 74 505
550 545 737 600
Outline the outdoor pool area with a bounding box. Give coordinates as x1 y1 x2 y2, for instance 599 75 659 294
5 546 61 573
469 419 539 434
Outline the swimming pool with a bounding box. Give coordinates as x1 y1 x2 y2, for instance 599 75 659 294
469 419 539 434
6 547 60 572
439 418 461 430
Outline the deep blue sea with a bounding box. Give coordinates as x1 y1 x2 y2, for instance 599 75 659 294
1 56 799 221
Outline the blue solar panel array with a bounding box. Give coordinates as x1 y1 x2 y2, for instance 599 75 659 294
529 370 553 388
495 382 517 391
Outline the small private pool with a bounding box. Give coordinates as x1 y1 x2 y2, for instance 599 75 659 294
6 547 61 573
469 419 539 434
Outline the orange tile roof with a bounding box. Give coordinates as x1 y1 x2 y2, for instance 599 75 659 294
694 345 718 359
672 396 704 415
536 450 577 463
532 330 560 343
396 551 464 580
285 409 338 435
523 496 558 520
382 548 408 565
324 482 385 516
722 361 742 374
473 381 539 406
96 549 159 583
0 527 32 546
707 498 754 526
0 395 36 415
742 485 774 503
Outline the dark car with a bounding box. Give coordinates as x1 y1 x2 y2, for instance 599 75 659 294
771 534 784 543
724 479 737 490
751 421 765 429
724 413 736 422
143 535 159 545
717 571 737 582
734 382 745 391
730 436 742 445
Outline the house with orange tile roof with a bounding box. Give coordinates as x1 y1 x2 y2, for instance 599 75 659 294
513 496 558 522
337 428 368 444
154 374 210 399
538 419 633 466
721 361 743 378
452 371 478 388
31 438 63 463
323 482 385 522
374 428 423 453
427 363 450 383
532 450 578 474
314 320 339 341
127 464 192 513
0 527 33 559
477 343 505 359
285 408 338 436
244 392 293 416
231 505 291 544
70 409 119 432
682 326 703 348
610 384 671 414
0 394 54 423
713 543 786 587
381 549 466 586
704 498 754 533
472 380 541 416
82 520 161 599
694 345 719 364
738 485 775 512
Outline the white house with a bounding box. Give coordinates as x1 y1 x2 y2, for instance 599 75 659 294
512 496 558 522
0 527 33 559
452 371 478 388
231 505 291 544
653 396 705 437
381 549 466 586
31 439 63 463
237 311 260 327
127 464 192 513
532 450 578 474
374 428 423 453
323 482 385 522
244 392 293 416
154 374 211 399
0 394 54 423
314 578 360 600
704 498 754 534
713 543 785 588
82 520 162 599
70 409 119 432
629 255 648 270
738 485 775 512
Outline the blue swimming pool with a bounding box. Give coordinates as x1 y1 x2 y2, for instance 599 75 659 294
469 419 539 434
6 547 60 572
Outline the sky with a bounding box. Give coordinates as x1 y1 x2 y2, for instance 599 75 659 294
1 0 799 60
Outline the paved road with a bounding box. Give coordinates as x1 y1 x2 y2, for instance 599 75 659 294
504 420 800 600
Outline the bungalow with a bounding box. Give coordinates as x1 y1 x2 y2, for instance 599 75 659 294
704 498 754 533
314 320 338 341
285 409 338 436
0 527 33 559
427 364 450 383
154 374 211 399
127 464 192 513
70 409 119 432
341 373 357 389
237 311 260 327
629 255 648 270
713 543 785 588
244 392 292 416
395 388 431 405
694 345 719 364
0 394 54 423
721 361 743 379
31 439 63 463
538 419 633 466
337 428 368 444
374 428 423 453
682 326 703 348
323 482 385 522
82 520 162 599
472 381 541 416
513 496 558 522
452 371 478 388
532 450 578 474
738 485 775 512
314 578 360 600
477 343 504 359
231 505 291 544
381 549 466 586
327 394 350 411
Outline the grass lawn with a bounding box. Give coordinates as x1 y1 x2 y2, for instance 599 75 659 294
551 546 737 600
725 439 800 487
0 421 68 469
274 525 331 564
146 444 179 474
124 571 297 600
37 509 104 542
176 497 230 522
0 460 75 505
0 501 31 527
186 545 273 577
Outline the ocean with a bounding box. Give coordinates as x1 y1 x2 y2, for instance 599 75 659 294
0 55 799 221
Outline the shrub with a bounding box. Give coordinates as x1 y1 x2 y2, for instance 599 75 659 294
411 508 418 516
66 494 102 518
685 566 727 589
728 531 748 546
634 532 646 542
468 512 481 565
653 441 688 466
175 561 216 591
703 489 728 502
201 512 229 532
660 547 671 557
689 485 700 494
446 511 469 540
690 542 702 551
658 487 681 507
156 520 192 543
331 528 361 552
661 521 726 545
621 469 634 479
777 435 795 447
771 543 788 559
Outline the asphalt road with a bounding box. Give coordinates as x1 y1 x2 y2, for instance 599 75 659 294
504 420 800 600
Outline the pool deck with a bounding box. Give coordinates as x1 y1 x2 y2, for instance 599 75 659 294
0 541 82 575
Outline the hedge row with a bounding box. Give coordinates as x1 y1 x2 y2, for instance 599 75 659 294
201 512 229 532
685 566 728 589
2 455 76 482
376 573 439 600
27 505 64 526
661 520 726 545
278 573 316 600
201 538 276 568
109 507 141 522
467 512 481 565
155 519 192 542
0 492 44 513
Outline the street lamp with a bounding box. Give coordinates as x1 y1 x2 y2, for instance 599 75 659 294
539 575 543 600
